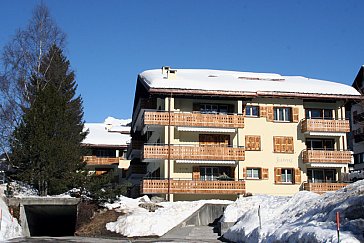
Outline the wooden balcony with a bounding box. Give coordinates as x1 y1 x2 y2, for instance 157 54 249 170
144 111 244 128
302 150 352 164
83 156 120 165
303 182 348 194
301 119 350 133
143 145 245 161
141 179 245 194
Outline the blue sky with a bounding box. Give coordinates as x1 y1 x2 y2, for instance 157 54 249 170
1 0 363 122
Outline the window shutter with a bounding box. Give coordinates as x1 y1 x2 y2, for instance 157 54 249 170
294 168 301 184
192 166 200 180
273 137 281 153
242 104 246 116
260 106 267 117
267 106 274 122
242 167 247 179
262 168 269 180
274 167 281 184
255 136 261 150
287 137 294 153
292 107 299 122
245 136 261 151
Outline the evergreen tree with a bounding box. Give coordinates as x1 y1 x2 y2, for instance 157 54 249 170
11 45 87 196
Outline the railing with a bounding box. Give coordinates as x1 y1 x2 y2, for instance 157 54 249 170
302 150 352 164
143 144 245 161
303 182 348 194
83 156 120 165
143 111 244 128
301 119 350 133
141 179 245 194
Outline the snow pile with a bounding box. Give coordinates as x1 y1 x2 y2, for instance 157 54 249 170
223 181 364 243
0 185 23 240
104 117 131 127
105 195 231 237
8 181 38 197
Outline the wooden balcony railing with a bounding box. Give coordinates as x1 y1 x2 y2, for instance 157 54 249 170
303 182 348 194
83 156 120 165
141 179 245 195
302 150 352 164
301 119 350 133
143 145 245 161
144 111 244 128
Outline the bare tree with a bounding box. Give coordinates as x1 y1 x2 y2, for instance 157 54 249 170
0 3 66 158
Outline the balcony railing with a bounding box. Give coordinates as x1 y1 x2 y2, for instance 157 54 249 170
142 144 245 161
141 179 245 195
83 156 120 165
302 150 352 164
301 119 350 133
303 182 348 194
143 111 244 128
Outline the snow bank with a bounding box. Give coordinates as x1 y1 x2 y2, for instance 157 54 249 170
105 196 231 237
223 181 364 243
0 185 23 240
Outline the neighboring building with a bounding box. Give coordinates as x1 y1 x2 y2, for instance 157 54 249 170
351 65 364 171
82 117 131 181
130 67 360 201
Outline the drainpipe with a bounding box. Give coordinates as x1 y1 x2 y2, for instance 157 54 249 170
167 94 172 201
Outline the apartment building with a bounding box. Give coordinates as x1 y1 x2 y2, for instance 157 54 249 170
82 117 131 181
130 67 360 201
351 65 364 171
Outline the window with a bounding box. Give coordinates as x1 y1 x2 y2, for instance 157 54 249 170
92 149 116 158
199 104 231 114
245 105 259 117
305 109 333 120
274 107 292 122
307 169 336 183
306 138 334 150
281 169 293 183
247 168 261 179
354 153 364 164
200 167 219 181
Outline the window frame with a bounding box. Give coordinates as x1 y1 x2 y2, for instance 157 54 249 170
273 107 292 122
245 105 260 117
281 168 293 184
246 168 261 179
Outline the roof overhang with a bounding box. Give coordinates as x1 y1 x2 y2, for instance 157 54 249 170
148 88 361 100
176 160 236 165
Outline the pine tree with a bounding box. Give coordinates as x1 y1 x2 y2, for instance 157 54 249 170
11 45 87 196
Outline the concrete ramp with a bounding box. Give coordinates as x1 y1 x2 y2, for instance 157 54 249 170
162 204 226 241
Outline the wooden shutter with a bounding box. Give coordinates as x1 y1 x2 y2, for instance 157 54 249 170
286 137 294 153
274 167 282 184
242 167 247 179
192 166 200 180
245 135 261 151
260 106 267 117
242 104 247 116
262 168 269 180
292 107 299 122
294 168 301 184
267 106 274 122
273 137 282 153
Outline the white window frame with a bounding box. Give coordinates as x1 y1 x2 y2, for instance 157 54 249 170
247 168 261 179
274 107 292 122
281 168 293 183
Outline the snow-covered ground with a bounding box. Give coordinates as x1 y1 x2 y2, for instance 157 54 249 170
105 195 231 237
0 185 23 241
222 180 364 243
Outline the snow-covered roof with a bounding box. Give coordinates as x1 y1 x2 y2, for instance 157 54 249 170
139 69 361 97
82 117 131 147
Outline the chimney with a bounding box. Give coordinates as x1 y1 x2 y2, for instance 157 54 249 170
167 69 177 80
161 66 170 75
